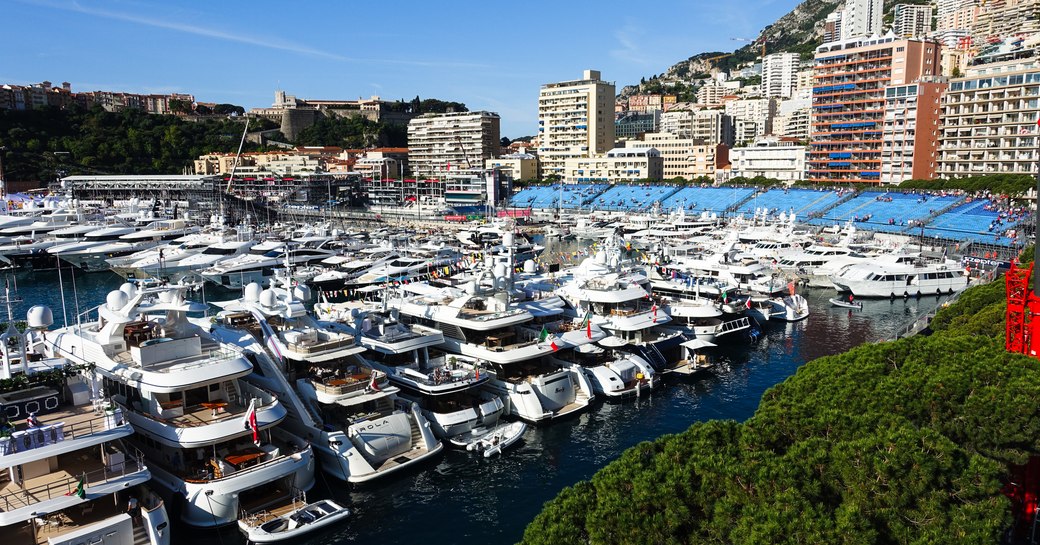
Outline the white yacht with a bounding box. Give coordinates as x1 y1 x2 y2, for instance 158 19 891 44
333 304 510 446
0 303 170 545
42 282 315 528
200 240 338 289
209 279 443 484
47 224 143 272
658 295 751 344
389 270 602 424
108 232 224 279
830 253 969 297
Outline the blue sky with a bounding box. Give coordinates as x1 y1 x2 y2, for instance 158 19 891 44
5 0 796 137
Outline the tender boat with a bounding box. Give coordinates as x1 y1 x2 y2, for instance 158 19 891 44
238 496 350 543
458 421 527 457
829 298 863 309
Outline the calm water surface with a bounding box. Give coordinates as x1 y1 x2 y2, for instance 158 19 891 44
6 261 949 545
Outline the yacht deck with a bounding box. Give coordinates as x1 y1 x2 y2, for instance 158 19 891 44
0 450 144 513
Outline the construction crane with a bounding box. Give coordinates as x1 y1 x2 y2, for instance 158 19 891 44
732 37 768 59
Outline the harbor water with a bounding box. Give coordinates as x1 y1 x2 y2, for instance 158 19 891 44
7 260 950 545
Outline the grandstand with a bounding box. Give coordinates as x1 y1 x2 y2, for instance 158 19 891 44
660 186 756 213
921 198 1022 245
733 188 843 217
506 183 1028 248
510 184 608 209
806 192 960 233
586 184 681 211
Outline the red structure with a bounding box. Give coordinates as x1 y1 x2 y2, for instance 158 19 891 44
1005 260 1034 355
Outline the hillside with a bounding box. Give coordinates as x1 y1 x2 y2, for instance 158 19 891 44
521 274 1039 544
620 0 932 98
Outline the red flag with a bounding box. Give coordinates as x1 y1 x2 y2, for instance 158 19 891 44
652 304 658 323
550 340 559 351
586 320 592 339
243 398 259 445
745 296 753 310
369 374 382 392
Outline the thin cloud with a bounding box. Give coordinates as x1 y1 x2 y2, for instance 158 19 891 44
20 0 490 68
610 25 659 67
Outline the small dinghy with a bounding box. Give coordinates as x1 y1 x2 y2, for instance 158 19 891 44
451 422 527 458
239 499 351 543
829 297 863 309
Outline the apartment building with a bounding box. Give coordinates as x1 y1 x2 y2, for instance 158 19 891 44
893 4 934 38
774 98 812 139
485 153 539 181
726 98 777 141
937 54 1040 177
934 0 978 47
730 137 808 182
563 147 663 183
408 111 501 177
697 84 728 107
537 70 616 177
621 132 716 179
615 111 661 140
974 0 1040 41
880 81 946 184
808 36 941 183
763 53 801 98
840 0 884 39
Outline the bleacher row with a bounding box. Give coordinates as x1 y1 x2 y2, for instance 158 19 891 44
509 184 1025 247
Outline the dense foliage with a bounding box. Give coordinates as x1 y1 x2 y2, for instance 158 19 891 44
900 174 1035 197
0 106 277 182
293 115 407 149
522 277 1039 544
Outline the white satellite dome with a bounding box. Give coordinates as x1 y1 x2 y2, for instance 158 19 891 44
106 290 129 311
523 259 536 273
26 306 54 329
119 282 138 300
244 282 262 302
259 289 277 308
494 263 508 279
503 232 514 247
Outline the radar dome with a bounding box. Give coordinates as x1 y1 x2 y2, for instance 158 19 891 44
259 289 277 308
244 283 262 302
494 263 508 279
106 290 129 311
119 282 138 300
503 232 514 247
292 284 312 302
523 260 536 273
26 306 54 329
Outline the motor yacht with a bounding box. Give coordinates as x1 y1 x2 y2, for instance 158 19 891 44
42 282 315 527
830 253 969 297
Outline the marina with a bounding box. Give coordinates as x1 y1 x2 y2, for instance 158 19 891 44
0 215 968 544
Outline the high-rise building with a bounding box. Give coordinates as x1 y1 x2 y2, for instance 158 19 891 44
407 111 501 177
615 111 661 140
974 0 1040 41
773 98 812 139
537 70 615 178
893 4 934 38
934 0 978 47
762 53 801 98
697 84 728 107
825 11 844 43
808 36 940 183
840 0 884 40
879 80 946 185
725 98 777 141
937 53 1040 178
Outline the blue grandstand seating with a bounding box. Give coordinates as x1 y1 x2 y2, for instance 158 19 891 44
659 187 756 213
507 184 1021 247
586 184 681 211
509 184 609 209
733 188 842 218
920 199 1021 245
806 192 959 233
